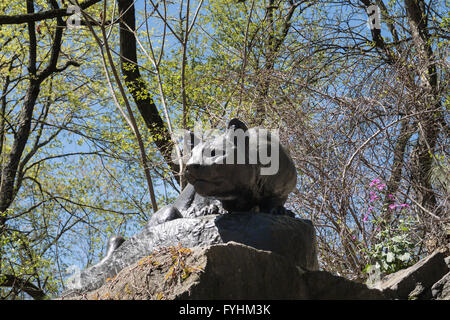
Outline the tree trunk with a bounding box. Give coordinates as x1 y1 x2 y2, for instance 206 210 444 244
117 0 180 182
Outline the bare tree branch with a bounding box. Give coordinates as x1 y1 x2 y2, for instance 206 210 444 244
0 0 102 25
0 274 47 300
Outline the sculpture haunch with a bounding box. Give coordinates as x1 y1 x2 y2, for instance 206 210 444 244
63 119 318 295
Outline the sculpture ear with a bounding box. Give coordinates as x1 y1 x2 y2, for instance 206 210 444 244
227 118 248 131
186 131 200 151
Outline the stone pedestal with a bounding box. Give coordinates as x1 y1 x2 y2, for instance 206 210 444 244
68 213 318 294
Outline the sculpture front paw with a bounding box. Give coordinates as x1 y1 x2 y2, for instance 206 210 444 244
269 206 295 217
147 206 182 229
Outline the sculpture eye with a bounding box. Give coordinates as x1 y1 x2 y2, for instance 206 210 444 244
211 149 216 157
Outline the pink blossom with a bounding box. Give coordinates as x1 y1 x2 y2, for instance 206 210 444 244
376 183 386 191
388 194 395 200
368 206 373 213
399 203 410 209
352 235 356 240
363 215 368 222
389 203 398 210
370 194 379 202
370 179 380 187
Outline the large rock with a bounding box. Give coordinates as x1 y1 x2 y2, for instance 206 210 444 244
60 242 384 300
298 270 386 300
374 251 449 299
431 272 450 300
66 213 318 294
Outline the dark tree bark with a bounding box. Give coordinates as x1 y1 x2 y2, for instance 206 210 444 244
0 0 79 299
0 274 47 300
254 0 304 125
0 0 72 216
117 0 180 181
360 0 444 215
0 0 102 25
403 0 441 213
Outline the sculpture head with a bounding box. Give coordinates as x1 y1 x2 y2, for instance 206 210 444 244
185 118 258 202
185 118 297 212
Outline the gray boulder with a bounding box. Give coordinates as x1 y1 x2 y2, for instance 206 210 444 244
64 213 318 295
431 272 450 300
374 251 449 299
60 242 384 300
